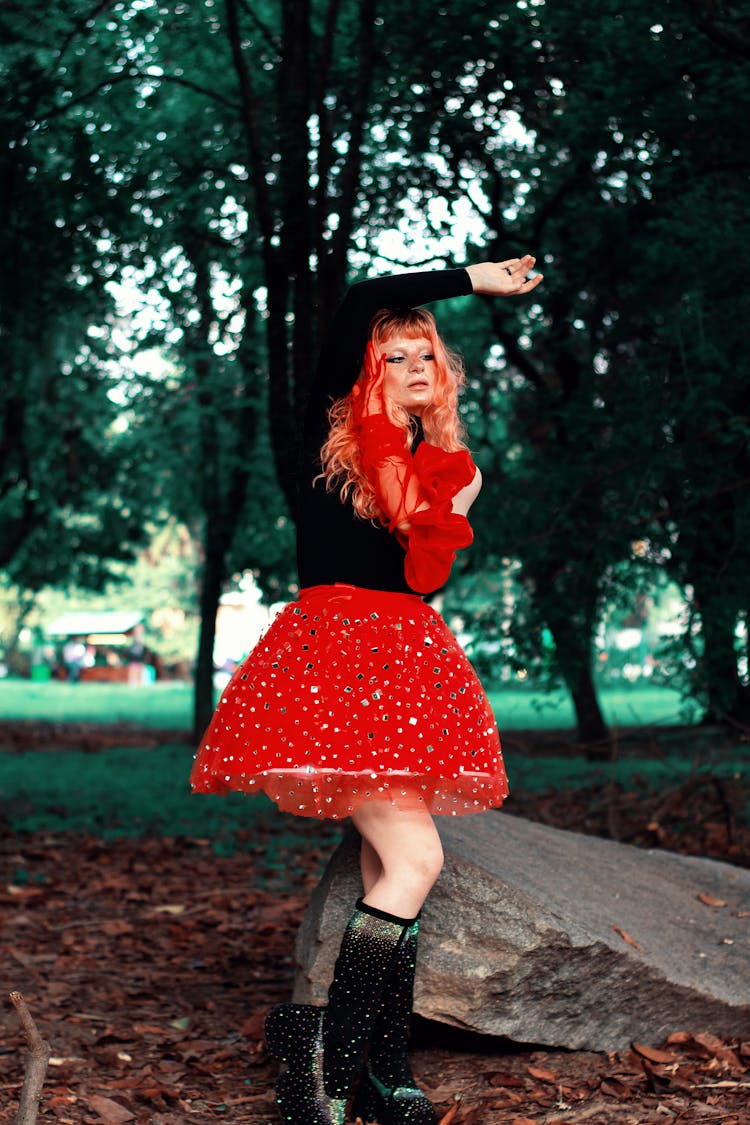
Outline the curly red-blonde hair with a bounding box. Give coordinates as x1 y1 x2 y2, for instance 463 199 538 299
319 307 468 522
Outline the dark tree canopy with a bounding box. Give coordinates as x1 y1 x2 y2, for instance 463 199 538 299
2 0 749 738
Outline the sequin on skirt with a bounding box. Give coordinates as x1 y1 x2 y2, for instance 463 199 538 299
190 583 508 819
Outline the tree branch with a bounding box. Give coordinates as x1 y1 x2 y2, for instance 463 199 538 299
326 0 377 292
531 158 593 247
237 0 281 54
486 303 548 391
40 70 240 123
9 992 50 1125
370 251 454 269
312 0 343 260
223 0 275 246
56 1 119 66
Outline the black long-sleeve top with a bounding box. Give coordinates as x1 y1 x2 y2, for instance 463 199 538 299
295 267 474 593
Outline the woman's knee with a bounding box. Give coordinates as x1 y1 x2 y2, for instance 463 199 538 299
408 836 444 887
353 803 444 890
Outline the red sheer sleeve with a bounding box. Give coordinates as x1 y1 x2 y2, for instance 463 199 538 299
357 415 475 592
353 352 476 593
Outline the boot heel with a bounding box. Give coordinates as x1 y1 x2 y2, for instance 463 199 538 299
351 1071 380 1122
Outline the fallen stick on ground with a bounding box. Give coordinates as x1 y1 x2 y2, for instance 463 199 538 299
8 991 51 1125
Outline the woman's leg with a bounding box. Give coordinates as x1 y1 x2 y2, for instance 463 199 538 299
319 805 442 1100
360 837 383 896
349 803 442 1123
352 802 444 918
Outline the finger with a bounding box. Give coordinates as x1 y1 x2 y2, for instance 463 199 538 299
510 257 536 278
500 255 535 270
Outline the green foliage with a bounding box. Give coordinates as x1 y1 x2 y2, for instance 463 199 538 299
22 520 202 666
0 4 161 587
417 0 750 728
2 0 749 735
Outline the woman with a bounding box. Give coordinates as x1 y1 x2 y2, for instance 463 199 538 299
191 255 543 1125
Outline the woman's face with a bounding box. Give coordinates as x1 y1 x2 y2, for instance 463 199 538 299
380 335 436 416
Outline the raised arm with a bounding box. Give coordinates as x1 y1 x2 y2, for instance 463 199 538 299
464 255 542 297
309 257 542 414
313 268 474 405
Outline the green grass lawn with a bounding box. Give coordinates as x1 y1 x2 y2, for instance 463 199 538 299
0 677 700 730
486 683 701 729
0 739 746 845
0 678 194 727
0 676 724 851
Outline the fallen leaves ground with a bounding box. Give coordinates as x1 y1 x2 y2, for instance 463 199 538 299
1 725 749 1124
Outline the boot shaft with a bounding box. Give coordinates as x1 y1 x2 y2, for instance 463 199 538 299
322 898 415 1099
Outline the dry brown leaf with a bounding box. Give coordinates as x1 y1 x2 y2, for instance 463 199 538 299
600 1077 633 1098
487 1071 526 1088
632 1042 678 1064
527 1064 557 1083
697 892 727 907
99 919 134 936
693 1030 729 1056
3 797 750 1125
86 1094 136 1123
611 924 643 951
639 1059 674 1093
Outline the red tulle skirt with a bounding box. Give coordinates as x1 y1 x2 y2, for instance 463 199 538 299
190 583 508 819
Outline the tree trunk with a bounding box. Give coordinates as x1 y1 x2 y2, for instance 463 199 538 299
731 682 750 725
694 590 741 724
193 542 226 740
735 612 750 723
568 662 609 749
540 581 609 748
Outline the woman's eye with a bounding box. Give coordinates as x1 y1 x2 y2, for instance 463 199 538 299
386 356 405 363
421 354 434 361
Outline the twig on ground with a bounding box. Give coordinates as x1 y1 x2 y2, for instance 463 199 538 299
8 991 51 1125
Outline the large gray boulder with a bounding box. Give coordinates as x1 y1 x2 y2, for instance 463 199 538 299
293 812 750 1051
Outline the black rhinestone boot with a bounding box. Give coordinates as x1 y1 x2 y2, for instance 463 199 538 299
351 917 438 1124
265 1003 347 1125
322 898 415 1100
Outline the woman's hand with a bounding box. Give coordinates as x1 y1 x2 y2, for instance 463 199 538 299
352 343 387 418
466 255 543 296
